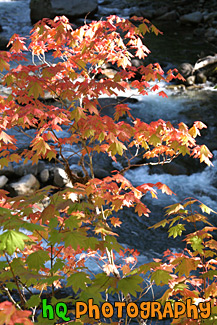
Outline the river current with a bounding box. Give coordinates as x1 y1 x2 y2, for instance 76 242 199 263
0 2 217 323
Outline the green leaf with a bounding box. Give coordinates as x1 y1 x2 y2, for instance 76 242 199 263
178 145 190 156
117 275 143 297
49 229 63 245
175 257 200 277
199 203 215 215
98 132 105 143
165 203 184 215
51 258 65 273
149 218 168 229
173 283 188 292
77 287 103 305
26 250 50 270
0 230 29 255
202 270 217 280
148 134 161 146
139 23 150 35
10 257 25 274
27 295 41 308
28 81 44 99
6 282 18 291
168 224 185 238
63 232 86 249
65 216 80 230
108 141 126 156
67 272 91 292
92 273 116 291
151 269 172 286
190 235 203 253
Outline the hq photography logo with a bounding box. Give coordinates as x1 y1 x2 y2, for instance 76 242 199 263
42 298 211 322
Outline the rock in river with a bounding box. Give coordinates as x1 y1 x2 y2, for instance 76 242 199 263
30 0 98 23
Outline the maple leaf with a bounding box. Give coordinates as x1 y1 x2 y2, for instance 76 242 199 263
151 269 172 286
168 224 186 238
151 84 159 92
155 182 175 195
8 34 28 53
137 183 157 198
28 81 44 99
165 203 184 215
122 264 131 275
194 121 207 129
110 217 122 228
0 131 15 144
138 22 150 35
135 202 150 217
0 58 10 72
158 90 168 98
151 24 162 36
175 257 200 277
108 141 127 156
148 134 161 146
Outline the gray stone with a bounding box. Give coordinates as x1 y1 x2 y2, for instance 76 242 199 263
30 0 98 23
155 7 168 18
30 0 51 23
196 72 207 84
0 36 9 51
131 58 143 68
0 164 14 178
40 169 50 183
0 175 8 188
179 63 193 78
204 11 217 22
10 174 40 196
157 10 177 21
0 160 45 178
193 27 206 37
13 160 46 177
139 9 155 20
205 28 216 38
180 11 203 24
53 167 70 187
186 75 196 86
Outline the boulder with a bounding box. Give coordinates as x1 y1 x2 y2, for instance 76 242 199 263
10 174 40 196
40 169 50 183
0 36 8 51
186 75 196 86
179 63 193 78
13 160 46 177
155 7 168 18
180 11 203 24
30 0 98 24
195 72 207 84
0 176 8 188
157 10 177 21
53 167 72 187
139 9 155 20
205 28 216 38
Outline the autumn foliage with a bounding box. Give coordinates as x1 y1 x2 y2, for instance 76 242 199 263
0 15 216 324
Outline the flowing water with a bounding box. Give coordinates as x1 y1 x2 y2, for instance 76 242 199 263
0 2 217 322
1 0 217 256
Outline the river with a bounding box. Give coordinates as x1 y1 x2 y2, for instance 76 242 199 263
0 1 217 323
